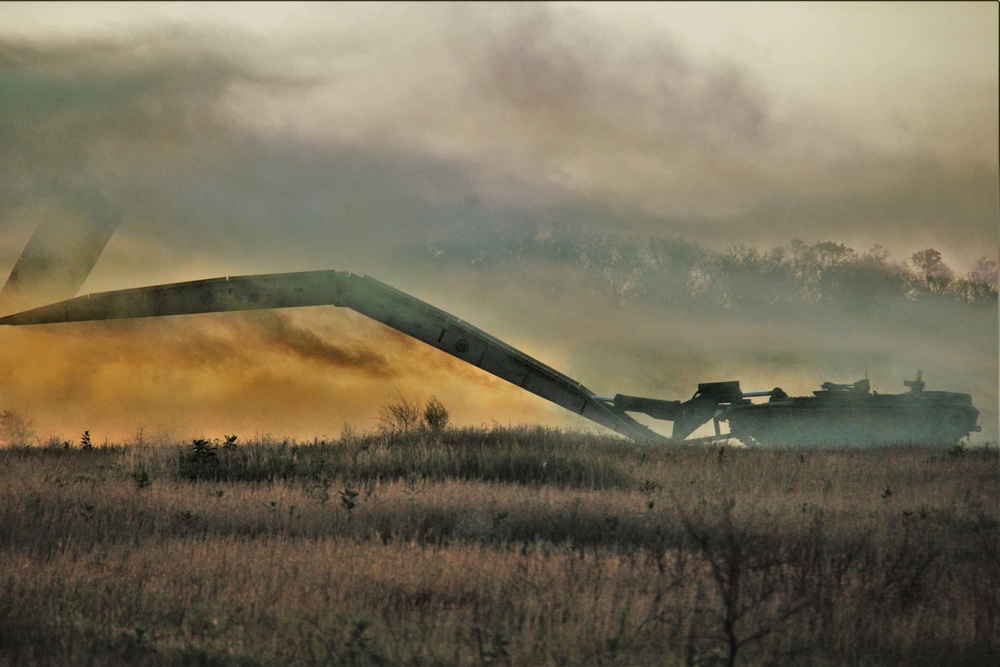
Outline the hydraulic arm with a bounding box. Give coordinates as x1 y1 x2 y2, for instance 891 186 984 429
0 269 671 441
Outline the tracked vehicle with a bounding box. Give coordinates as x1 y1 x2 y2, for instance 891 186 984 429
0 269 980 446
724 374 980 447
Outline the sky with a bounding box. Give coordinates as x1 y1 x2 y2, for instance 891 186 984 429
0 2 997 443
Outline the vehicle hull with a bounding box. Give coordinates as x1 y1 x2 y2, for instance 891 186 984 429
726 391 980 447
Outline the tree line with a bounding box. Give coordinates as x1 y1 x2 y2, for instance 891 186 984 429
429 223 998 312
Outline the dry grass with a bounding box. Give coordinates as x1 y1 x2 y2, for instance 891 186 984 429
1 427 997 666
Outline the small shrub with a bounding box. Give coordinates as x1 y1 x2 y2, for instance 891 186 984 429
423 396 450 431
377 390 422 433
340 486 359 512
190 438 216 463
133 469 151 490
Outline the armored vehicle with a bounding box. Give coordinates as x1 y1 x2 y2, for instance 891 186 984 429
724 374 980 446
0 269 980 446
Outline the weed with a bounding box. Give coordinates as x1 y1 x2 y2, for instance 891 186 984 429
640 479 662 494
173 509 198 525
300 614 384 666
304 475 332 505
133 468 151 490
340 486 359 512
190 438 216 463
0 429 996 666
471 626 510 666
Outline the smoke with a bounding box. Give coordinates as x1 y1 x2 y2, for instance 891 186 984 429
0 31 251 197
0 307 553 441
4 7 994 277
0 29 273 309
250 310 391 375
0 6 995 442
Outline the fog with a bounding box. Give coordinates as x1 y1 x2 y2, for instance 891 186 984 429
0 4 996 443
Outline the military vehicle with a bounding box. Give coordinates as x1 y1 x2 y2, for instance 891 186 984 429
0 269 980 446
725 373 980 446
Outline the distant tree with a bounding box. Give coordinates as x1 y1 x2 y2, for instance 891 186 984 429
910 248 954 284
812 241 856 269
703 244 800 309
818 244 904 308
0 409 35 446
784 240 859 303
428 224 991 309
951 257 999 302
637 237 707 307
969 257 999 288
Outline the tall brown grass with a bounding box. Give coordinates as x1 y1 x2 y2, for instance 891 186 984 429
1 427 996 665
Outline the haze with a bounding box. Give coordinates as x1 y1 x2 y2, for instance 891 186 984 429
1 2 996 443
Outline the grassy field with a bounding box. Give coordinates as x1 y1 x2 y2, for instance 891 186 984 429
0 426 997 666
